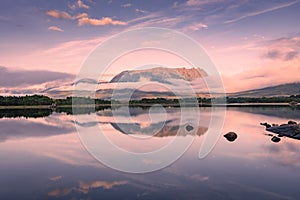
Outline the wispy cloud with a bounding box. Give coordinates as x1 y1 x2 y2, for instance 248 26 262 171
74 12 89 19
49 176 62 181
173 0 226 11
122 3 132 8
219 35 300 92
78 17 127 26
79 180 128 191
48 188 73 197
135 8 148 14
69 0 91 10
48 26 64 32
262 35 300 61
186 0 225 6
225 0 300 24
186 23 208 31
0 66 74 88
77 0 90 9
46 10 72 19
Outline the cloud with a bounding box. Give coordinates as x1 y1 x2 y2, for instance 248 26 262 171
77 0 90 9
79 180 128 191
46 10 72 19
225 0 300 24
78 17 127 26
223 60 300 92
68 0 90 10
48 26 64 32
0 118 74 143
49 176 62 181
46 10 89 21
48 188 73 197
265 50 281 59
135 9 148 14
285 51 299 60
127 13 183 29
214 35 300 92
45 8 127 27
0 66 74 87
263 35 300 61
186 23 208 31
74 12 89 19
68 3 77 10
122 3 132 8
191 174 210 182
186 0 204 6
186 0 225 6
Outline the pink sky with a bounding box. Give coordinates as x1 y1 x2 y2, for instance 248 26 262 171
1 34 299 92
0 0 299 93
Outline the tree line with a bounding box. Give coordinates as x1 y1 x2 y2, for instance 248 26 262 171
0 94 299 106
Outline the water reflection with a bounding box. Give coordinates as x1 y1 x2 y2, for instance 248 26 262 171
0 106 300 199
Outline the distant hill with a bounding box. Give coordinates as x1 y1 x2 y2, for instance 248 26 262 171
230 82 300 97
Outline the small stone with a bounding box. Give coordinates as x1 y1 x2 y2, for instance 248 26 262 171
271 136 281 143
224 132 238 142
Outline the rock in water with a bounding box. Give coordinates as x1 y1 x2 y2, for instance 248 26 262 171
262 121 300 140
271 136 281 143
260 123 271 128
224 132 238 142
185 124 194 132
288 120 297 125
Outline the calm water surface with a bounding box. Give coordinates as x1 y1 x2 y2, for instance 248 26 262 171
0 106 299 200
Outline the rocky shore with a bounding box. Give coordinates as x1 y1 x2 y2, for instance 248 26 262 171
261 120 300 141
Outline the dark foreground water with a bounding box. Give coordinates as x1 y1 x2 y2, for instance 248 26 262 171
0 106 299 200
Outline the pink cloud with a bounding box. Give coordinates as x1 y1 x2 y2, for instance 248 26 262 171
223 59 300 92
48 26 64 32
74 12 89 19
46 10 72 19
78 17 127 26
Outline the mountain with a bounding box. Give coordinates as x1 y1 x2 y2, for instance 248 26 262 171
110 67 207 83
230 82 300 97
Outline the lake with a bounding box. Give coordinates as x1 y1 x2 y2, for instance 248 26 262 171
0 106 299 200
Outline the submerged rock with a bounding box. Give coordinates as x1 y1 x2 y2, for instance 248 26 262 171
224 132 238 142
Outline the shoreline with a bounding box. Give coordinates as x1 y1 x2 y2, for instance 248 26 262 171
0 103 298 109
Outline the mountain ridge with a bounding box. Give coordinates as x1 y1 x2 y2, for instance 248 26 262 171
229 82 300 97
110 67 207 83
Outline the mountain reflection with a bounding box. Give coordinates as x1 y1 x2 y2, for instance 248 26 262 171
0 107 210 142
77 107 210 137
111 122 207 137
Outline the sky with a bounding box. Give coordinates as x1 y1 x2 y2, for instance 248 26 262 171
0 0 300 93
